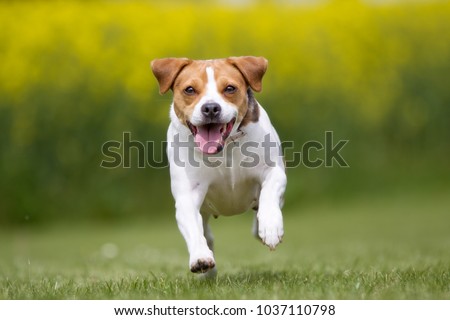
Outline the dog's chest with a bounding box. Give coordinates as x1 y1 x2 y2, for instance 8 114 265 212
194 137 265 216
201 167 261 216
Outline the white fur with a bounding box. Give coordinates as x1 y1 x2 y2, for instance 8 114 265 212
167 67 286 276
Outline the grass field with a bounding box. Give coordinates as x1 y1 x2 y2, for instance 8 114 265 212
1 188 449 299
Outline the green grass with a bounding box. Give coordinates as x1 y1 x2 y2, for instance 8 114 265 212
1 189 449 299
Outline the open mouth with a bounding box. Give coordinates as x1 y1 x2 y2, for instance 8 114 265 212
187 118 236 154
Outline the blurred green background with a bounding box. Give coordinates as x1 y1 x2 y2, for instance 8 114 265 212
0 0 449 226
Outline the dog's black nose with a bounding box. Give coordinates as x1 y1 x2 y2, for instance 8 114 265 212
201 102 221 119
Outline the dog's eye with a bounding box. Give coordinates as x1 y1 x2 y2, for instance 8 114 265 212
184 86 196 95
224 85 236 94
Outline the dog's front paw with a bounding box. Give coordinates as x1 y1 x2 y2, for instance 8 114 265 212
190 252 215 273
258 210 284 250
259 225 283 250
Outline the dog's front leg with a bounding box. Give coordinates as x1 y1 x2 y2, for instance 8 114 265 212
257 166 287 250
170 171 214 273
175 196 215 273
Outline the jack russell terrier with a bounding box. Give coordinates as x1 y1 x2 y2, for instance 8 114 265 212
151 56 286 276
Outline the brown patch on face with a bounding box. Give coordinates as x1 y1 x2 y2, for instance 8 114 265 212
216 57 266 127
171 61 209 125
210 59 249 123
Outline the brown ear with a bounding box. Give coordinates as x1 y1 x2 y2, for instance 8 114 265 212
227 56 268 92
151 58 192 94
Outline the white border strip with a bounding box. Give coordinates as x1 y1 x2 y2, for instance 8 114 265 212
1 300 449 320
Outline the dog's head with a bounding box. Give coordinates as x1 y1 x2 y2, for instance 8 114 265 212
151 56 267 154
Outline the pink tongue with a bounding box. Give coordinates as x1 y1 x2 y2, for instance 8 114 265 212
195 124 222 154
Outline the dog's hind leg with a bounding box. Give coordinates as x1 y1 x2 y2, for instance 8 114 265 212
202 213 214 252
252 209 262 241
201 213 217 278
